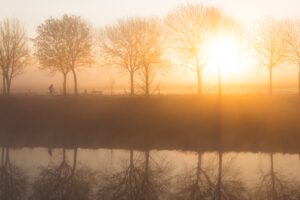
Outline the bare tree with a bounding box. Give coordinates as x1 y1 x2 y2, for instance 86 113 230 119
137 18 168 97
0 18 29 96
99 18 142 96
165 4 223 95
252 17 288 95
34 15 93 96
283 19 300 96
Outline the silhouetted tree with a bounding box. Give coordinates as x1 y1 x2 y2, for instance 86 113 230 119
165 4 223 95
0 147 27 200
99 18 142 96
283 19 300 96
0 18 29 96
137 18 168 97
252 17 288 95
34 15 93 96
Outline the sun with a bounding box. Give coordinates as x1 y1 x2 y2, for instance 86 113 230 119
206 37 242 79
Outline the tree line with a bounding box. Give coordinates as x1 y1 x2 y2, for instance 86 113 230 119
1 4 300 96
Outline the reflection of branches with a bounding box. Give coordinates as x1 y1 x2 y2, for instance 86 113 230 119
175 152 246 200
30 148 95 200
0 147 27 200
254 153 300 200
175 152 214 200
97 150 171 200
138 150 171 200
97 150 142 200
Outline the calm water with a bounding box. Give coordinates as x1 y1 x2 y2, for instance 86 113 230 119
1 147 299 199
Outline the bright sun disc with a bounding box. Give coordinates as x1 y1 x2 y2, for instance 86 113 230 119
207 38 241 78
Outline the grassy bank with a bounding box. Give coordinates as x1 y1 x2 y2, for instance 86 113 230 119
0 95 300 153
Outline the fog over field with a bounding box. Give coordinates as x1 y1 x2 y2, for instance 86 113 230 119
1 0 300 199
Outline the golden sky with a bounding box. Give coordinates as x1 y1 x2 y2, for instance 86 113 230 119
1 0 300 94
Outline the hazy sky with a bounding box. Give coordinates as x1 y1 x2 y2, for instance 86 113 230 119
1 0 300 94
2 0 300 36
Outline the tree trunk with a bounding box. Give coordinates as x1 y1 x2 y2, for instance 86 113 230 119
63 73 68 96
269 67 273 95
216 151 223 200
298 65 300 96
197 66 202 96
270 153 277 200
130 71 134 96
145 67 149 97
218 66 222 97
71 69 78 96
196 151 202 184
2 74 6 96
6 78 11 96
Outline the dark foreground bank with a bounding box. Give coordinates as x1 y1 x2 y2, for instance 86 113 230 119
0 95 300 153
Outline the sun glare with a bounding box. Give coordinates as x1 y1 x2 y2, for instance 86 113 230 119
207 37 242 79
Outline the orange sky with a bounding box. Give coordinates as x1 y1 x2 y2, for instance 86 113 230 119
1 0 300 94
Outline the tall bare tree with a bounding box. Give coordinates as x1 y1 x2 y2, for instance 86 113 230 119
34 17 70 96
252 17 287 95
165 4 223 95
0 18 29 96
34 15 93 96
99 18 144 96
137 18 168 97
283 19 300 96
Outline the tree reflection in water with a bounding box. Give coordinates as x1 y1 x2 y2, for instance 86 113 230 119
0 147 299 200
254 153 300 200
97 149 171 200
0 147 27 200
174 152 247 200
30 148 96 200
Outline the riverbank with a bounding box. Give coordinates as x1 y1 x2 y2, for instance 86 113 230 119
0 95 299 153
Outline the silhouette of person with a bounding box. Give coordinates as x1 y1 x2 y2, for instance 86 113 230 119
49 84 54 96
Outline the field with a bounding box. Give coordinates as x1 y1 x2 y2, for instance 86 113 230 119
0 95 300 153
